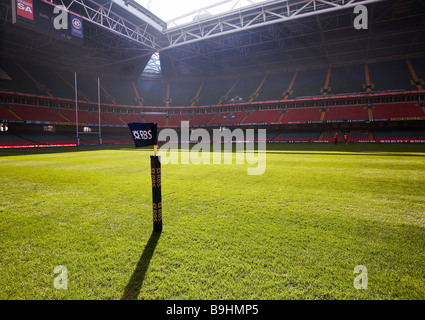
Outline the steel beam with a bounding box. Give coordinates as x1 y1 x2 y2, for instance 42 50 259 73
160 0 384 51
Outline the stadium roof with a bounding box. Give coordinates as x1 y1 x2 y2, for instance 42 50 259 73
1 0 425 80
135 0 272 28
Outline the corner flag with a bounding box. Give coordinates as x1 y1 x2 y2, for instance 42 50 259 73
127 122 162 232
128 122 158 148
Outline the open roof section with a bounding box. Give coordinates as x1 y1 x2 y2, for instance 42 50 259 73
111 0 166 32
164 0 271 28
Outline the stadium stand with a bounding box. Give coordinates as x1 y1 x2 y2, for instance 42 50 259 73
230 76 265 103
136 81 166 106
18 132 75 145
372 103 425 120
274 131 320 142
100 78 136 106
168 80 201 107
208 111 247 126
197 79 229 105
241 109 282 124
119 112 145 123
101 112 127 126
167 114 191 127
11 104 67 123
324 105 369 121
0 105 22 121
101 133 132 144
202 78 245 105
1 57 424 107
328 64 365 95
265 132 280 142
143 113 167 127
1 0 425 148
368 60 413 92
59 108 101 125
372 129 425 142
319 130 372 143
0 59 44 95
280 107 322 123
259 72 295 101
0 133 36 146
292 68 328 98
187 113 216 126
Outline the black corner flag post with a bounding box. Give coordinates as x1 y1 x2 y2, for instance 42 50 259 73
151 145 162 232
127 122 162 233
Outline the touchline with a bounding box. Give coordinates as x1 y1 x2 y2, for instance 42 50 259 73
158 121 267 175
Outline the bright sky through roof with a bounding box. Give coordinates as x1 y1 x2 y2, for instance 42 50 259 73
135 0 269 26
137 0 269 76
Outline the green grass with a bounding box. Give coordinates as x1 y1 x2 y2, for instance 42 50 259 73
0 143 424 299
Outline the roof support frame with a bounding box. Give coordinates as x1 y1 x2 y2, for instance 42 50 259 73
160 0 384 51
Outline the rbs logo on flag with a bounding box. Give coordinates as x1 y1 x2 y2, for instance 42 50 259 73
132 129 152 140
128 122 158 148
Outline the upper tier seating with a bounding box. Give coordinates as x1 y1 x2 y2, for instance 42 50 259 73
2 57 424 106
329 64 365 94
368 60 414 92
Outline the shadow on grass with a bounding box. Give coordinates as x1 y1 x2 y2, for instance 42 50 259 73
121 231 161 300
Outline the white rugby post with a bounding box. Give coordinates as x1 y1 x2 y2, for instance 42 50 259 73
74 72 80 146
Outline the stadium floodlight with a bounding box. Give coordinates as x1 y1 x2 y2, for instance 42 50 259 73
0 123 8 132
